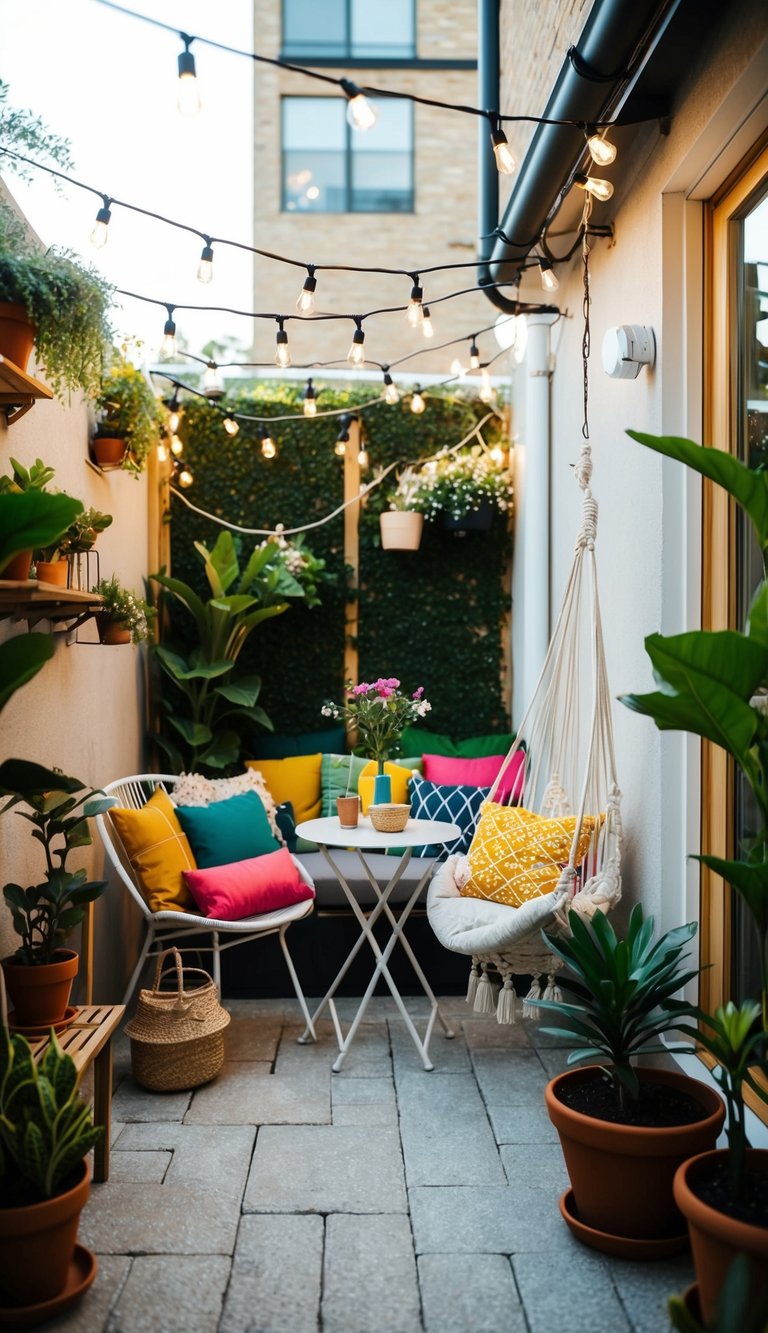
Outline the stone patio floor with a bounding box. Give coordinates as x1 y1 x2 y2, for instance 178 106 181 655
57 996 693 1333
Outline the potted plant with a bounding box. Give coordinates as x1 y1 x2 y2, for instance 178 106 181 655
0 457 58 580
408 446 513 532
35 507 112 589
0 200 113 396
534 904 725 1257
0 760 111 1027
321 677 431 805
380 468 425 550
93 574 155 645
668 1253 768 1331
0 1014 102 1310
91 347 162 474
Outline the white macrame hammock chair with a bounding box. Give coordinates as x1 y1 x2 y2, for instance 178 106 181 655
427 445 622 1022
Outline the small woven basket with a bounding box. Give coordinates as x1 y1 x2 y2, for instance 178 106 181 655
124 947 230 1092
369 803 410 833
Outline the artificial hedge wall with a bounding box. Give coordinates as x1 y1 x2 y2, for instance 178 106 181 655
165 384 511 745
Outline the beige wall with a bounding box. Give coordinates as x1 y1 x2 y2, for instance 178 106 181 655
0 349 151 1002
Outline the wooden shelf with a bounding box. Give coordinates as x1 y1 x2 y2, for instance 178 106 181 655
0 355 54 425
0 580 103 630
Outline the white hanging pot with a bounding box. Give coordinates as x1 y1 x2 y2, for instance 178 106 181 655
379 510 423 551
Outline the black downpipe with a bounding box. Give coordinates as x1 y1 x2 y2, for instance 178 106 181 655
477 0 519 314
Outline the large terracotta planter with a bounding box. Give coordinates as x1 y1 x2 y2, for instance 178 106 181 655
35 559 69 587
0 549 33 581
380 510 423 551
0 300 35 372
674 1148 768 1322
0 1160 90 1306
92 435 127 468
1 949 79 1027
545 1066 725 1249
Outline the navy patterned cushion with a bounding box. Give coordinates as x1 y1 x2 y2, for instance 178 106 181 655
407 773 491 859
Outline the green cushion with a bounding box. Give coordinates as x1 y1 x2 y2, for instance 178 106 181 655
175 791 279 869
399 727 456 758
250 726 346 759
454 733 514 757
321 753 368 818
399 726 513 758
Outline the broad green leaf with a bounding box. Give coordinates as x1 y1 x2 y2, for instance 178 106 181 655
0 760 82 800
747 580 768 649
200 730 241 768
167 717 212 746
197 530 240 596
0 492 82 568
238 540 279 593
212 673 262 707
620 686 758 764
0 634 55 712
646 631 768 705
152 574 208 636
155 646 232 681
695 855 768 933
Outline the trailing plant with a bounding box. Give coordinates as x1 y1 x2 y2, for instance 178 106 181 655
0 760 112 966
0 78 73 182
93 346 163 475
93 575 155 644
391 445 514 523
533 904 701 1114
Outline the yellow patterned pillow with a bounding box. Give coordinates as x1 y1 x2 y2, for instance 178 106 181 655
461 804 600 907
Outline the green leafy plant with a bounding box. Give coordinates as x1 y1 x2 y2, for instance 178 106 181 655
533 904 700 1113
36 506 112 564
151 529 329 772
93 575 155 644
668 1254 768 1332
0 77 73 182
0 456 56 495
93 347 163 476
0 1025 103 1204
395 445 513 523
322 677 431 763
0 203 113 397
0 759 112 966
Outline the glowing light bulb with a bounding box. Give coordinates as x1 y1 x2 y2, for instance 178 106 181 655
478 369 495 403
260 431 277 459
157 441 168 463
538 258 560 293
587 129 617 166
161 316 177 359
177 40 201 116
223 416 239 437
203 363 224 399
168 409 181 434
347 325 365 366
410 388 426 415
574 172 614 202
422 307 434 339
197 243 214 284
491 128 516 176
450 358 467 379
90 202 111 249
341 79 378 132
275 327 291 368
303 378 317 416
383 372 399 405
469 341 480 370
334 439 347 457
406 282 424 328
170 434 183 456
178 468 194 487
296 271 317 314
489 445 505 466
357 448 369 468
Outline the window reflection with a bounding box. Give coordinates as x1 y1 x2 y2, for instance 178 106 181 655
282 0 415 60
282 98 414 214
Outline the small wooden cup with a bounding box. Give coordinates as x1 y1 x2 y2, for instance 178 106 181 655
336 795 360 828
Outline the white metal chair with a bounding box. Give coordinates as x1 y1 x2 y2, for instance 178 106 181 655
96 774 316 1036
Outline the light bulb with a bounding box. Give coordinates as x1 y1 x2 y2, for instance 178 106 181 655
450 357 467 378
478 369 495 403
178 468 194 487
177 40 201 116
168 409 181 434
587 129 617 166
347 326 365 366
469 342 480 370
422 307 434 339
296 271 317 314
170 434 183 456
491 128 516 176
341 79 378 132
574 172 614 202
383 372 399 404
260 432 277 459
539 258 560 292
197 243 214 283
489 445 505 466
203 363 224 399
157 440 168 463
223 416 239 437
303 378 317 416
406 282 424 327
334 439 347 457
357 448 369 468
275 327 291 368
410 388 426 415
161 317 177 358
90 202 111 249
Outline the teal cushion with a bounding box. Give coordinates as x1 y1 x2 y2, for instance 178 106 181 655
250 726 345 759
175 791 279 869
321 753 368 818
399 727 513 758
399 727 456 758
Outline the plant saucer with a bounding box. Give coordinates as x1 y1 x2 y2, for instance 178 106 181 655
559 1189 689 1259
7 1005 77 1038
0 1244 97 1326
681 1284 701 1319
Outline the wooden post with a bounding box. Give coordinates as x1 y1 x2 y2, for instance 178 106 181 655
343 418 362 688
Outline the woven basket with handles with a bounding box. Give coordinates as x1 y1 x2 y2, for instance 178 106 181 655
124 947 230 1092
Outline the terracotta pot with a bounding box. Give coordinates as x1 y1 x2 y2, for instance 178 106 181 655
1 949 79 1027
35 559 69 587
380 510 423 551
0 1160 90 1306
98 617 131 646
0 300 36 372
545 1066 725 1246
673 1148 768 1323
336 795 360 828
0 549 33 581
93 435 127 468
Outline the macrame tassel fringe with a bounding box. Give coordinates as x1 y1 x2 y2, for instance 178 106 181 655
542 972 562 1003
466 961 480 1007
473 967 499 1015
496 978 517 1024
522 974 542 1020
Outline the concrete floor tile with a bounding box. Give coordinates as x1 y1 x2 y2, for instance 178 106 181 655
111 1075 191 1122
500 1143 569 1190
513 1250 632 1332
80 1183 241 1254
45 1255 131 1332
462 1018 533 1049
331 1075 395 1104
323 1214 421 1333
409 1185 576 1254
109 1254 230 1333
109 1149 172 1183
279 1019 392 1077
244 1125 407 1213
471 1049 549 1105
220 1214 324 1333
110 1120 126 1146
535 1046 574 1078
389 1021 472 1073
115 1122 256 1199
419 1254 526 1332
225 1016 281 1062
486 1102 559 1145
396 1072 505 1188
609 1254 695 1333
183 1062 331 1125
332 1102 399 1126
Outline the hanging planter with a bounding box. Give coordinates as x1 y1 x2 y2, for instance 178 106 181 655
97 616 132 645
379 510 423 551
442 500 495 533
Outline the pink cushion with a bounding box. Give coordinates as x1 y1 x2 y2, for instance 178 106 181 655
422 751 525 803
183 848 315 920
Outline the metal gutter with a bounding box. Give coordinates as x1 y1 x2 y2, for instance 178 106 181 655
477 0 682 305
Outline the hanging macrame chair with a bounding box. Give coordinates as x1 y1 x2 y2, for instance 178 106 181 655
427 445 622 1022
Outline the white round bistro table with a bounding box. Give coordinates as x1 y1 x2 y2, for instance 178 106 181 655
295 814 461 1072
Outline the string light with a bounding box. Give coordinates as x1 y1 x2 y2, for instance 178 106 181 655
157 440 169 463
574 172 614 202
177 34 201 116
259 427 277 459
538 257 559 292
223 415 240 436
410 386 426 415
167 388 182 434
490 119 516 176
339 78 378 132
90 196 111 249
303 377 317 416
170 434 184 456
422 306 434 339
203 362 224 399
296 267 317 315
406 279 424 328
335 414 351 454
347 319 365 366
489 444 505 465
478 368 495 403
383 370 400 404
469 339 480 370
178 467 194 487
161 306 177 358
197 240 214 284
357 446 369 468
275 320 291 368
586 126 617 167
450 357 467 378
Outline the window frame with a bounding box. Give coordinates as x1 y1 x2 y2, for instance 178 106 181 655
281 0 417 64
280 95 415 216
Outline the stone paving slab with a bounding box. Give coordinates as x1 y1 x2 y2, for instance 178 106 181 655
418 1254 527 1332
219 1214 324 1333
111 1075 191 1122
500 1143 570 1191
470 1048 549 1106
278 1019 392 1077
109 1148 172 1183
608 1253 695 1333
331 1073 398 1126
47 1255 131 1332
323 1214 421 1333
244 1125 407 1214
115 1122 256 1199
389 1020 472 1074
80 1182 241 1254
183 1061 331 1125
331 1101 399 1127
409 1185 577 1254
396 1071 506 1188
462 1018 534 1049
513 1249 632 1332
108 1254 231 1332
486 1102 559 1145
225 1016 282 1062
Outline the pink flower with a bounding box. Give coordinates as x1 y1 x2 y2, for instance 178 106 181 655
412 686 424 699
353 682 371 695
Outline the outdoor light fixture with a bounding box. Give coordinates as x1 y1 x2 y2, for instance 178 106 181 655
157 440 169 463
178 467 194 487
469 339 480 370
421 307 434 339
170 434 183 456
586 126 617 166
538 257 559 292
340 78 378 132
574 172 614 202
489 444 505 465
601 324 656 379
410 386 426 414
161 308 177 358
177 34 201 116
223 415 239 436
347 321 365 366
275 321 291 368
450 357 467 378
303 377 317 416
259 427 277 459
203 362 224 399
296 268 317 314
90 197 111 249
167 389 182 434
406 281 424 328
490 121 516 176
336 414 352 444
383 370 399 404
357 447 369 468
197 241 214 284
478 368 495 403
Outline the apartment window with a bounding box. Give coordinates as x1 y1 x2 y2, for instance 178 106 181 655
282 0 415 60
282 97 413 213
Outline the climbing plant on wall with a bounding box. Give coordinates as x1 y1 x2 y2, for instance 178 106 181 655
163 384 511 746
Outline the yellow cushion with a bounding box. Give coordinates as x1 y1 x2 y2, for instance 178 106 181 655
108 787 197 914
247 754 322 824
358 761 413 814
461 804 600 907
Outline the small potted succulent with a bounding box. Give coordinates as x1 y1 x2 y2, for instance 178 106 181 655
93 574 156 645
0 457 58 580
91 347 162 474
34 506 112 588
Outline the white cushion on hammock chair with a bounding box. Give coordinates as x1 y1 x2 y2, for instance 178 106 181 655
427 855 562 956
